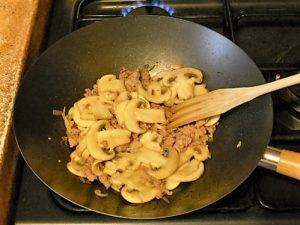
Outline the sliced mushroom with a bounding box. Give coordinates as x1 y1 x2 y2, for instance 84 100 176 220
110 172 124 192
86 120 115 161
67 137 91 177
70 137 88 165
103 161 117 176
118 169 158 204
190 145 211 161
179 147 195 166
137 81 171 104
124 98 166 134
175 74 195 100
136 147 166 169
164 86 178 106
76 96 113 120
91 160 104 176
166 159 204 190
97 74 126 101
205 115 220 126
153 70 176 87
114 91 130 104
98 91 118 101
114 100 128 126
153 67 204 100
67 161 85 177
113 152 140 171
135 108 166 124
97 129 131 149
121 186 157 204
136 147 179 179
70 106 95 128
194 84 209 96
146 147 179 179
140 131 162 152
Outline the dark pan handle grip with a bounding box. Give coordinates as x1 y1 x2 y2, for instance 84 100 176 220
259 146 300 180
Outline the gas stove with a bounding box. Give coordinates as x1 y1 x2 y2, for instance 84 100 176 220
12 0 300 224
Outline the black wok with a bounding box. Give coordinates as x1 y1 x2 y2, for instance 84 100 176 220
14 16 273 218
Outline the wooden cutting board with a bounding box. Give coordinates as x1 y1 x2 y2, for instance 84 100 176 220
0 0 51 224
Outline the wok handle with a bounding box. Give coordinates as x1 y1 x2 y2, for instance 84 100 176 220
259 146 300 180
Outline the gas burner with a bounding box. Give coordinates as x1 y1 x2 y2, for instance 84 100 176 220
121 0 175 16
127 5 170 16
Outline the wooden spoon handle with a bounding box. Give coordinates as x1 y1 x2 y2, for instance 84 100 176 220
250 72 300 97
277 150 300 180
259 146 300 180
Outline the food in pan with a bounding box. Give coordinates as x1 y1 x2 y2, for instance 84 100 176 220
63 65 219 204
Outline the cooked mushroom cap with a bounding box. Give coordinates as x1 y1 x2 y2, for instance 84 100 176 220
112 152 140 172
67 161 85 177
136 147 167 168
194 84 208 96
166 159 204 190
102 161 117 176
71 106 95 128
140 131 162 152
86 120 115 161
67 136 91 177
147 147 179 179
118 169 158 203
137 81 171 104
91 160 104 176
205 115 220 126
124 99 146 134
190 145 211 161
175 74 195 100
153 67 204 101
75 96 113 121
114 100 128 126
97 129 131 149
97 74 126 94
121 186 157 204
123 98 166 134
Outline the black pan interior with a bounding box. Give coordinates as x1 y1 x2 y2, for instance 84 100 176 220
14 16 273 218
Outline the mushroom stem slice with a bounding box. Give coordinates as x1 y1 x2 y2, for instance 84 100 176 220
175 75 195 100
91 160 104 176
140 131 162 152
194 84 209 96
165 178 180 190
135 108 166 124
67 161 85 177
205 115 220 126
114 100 128 126
147 147 179 180
72 106 95 128
190 145 211 162
86 120 115 161
97 74 126 93
137 83 171 104
97 129 131 149
76 96 113 120
121 186 157 204
124 99 147 134
136 147 166 168
167 159 204 183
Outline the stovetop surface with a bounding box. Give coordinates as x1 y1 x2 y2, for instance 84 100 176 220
13 164 300 225
12 0 300 224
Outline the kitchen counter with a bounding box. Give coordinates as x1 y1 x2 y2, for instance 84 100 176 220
0 0 51 224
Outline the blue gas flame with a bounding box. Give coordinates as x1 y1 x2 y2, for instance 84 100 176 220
121 0 175 16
